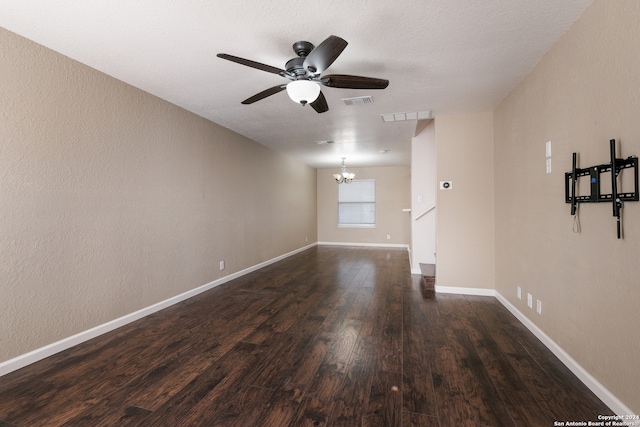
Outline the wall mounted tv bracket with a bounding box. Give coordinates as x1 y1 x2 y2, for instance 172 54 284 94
565 139 638 239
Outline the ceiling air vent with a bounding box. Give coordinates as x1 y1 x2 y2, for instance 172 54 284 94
341 96 374 106
381 110 432 122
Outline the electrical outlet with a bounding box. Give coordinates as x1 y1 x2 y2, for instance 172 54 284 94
219 261 225 270
527 293 533 308
517 286 522 300
386 234 391 240
536 300 542 315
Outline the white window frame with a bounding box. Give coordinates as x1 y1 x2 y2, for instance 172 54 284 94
337 179 376 228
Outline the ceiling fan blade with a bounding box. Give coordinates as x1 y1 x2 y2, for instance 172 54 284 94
321 74 389 89
241 85 287 104
310 91 329 113
217 53 284 75
303 35 348 74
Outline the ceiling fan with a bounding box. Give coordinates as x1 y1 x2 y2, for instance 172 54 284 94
217 35 389 113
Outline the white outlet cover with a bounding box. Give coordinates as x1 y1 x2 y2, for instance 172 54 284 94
527 293 533 308
517 286 522 299
536 300 542 314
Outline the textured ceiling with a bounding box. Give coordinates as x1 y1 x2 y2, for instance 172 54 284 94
0 0 592 168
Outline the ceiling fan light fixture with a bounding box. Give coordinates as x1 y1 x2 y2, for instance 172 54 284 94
286 80 321 105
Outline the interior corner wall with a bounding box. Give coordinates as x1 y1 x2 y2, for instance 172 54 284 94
435 112 495 290
317 166 411 246
0 27 317 364
411 120 436 270
493 0 640 413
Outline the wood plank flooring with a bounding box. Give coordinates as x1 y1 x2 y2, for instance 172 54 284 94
0 246 612 426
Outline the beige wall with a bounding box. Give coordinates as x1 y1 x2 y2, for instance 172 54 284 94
435 112 495 290
317 166 411 246
0 28 317 363
494 0 640 412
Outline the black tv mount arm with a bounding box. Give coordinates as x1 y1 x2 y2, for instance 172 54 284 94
565 139 639 239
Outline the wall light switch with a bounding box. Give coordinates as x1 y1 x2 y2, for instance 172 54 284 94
527 293 533 308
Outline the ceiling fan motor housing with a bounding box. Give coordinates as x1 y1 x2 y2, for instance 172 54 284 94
285 57 309 77
292 41 314 57
287 41 318 76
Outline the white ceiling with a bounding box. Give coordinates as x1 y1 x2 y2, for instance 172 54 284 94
0 0 592 169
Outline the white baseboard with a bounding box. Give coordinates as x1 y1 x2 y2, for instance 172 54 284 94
0 243 317 378
495 292 633 416
436 286 496 297
317 241 410 250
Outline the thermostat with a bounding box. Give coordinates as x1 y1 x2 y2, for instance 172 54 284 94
440 181 453 190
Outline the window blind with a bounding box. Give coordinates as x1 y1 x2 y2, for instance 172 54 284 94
338 179 375 226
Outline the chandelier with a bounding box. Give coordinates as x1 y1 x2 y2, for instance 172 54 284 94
333 158 355 184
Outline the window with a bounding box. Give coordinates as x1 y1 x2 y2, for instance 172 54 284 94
338 179 375 227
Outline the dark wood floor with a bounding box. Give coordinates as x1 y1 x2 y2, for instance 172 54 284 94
0 246 611 426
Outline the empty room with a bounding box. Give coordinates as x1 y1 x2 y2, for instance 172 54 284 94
1 0 638 425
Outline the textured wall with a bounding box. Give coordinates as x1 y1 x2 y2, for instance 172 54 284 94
316 166 411 246
435 112 496 290
494 0 640 412
0 28 317 363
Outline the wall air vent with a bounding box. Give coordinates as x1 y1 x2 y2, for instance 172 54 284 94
341 96 374 106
